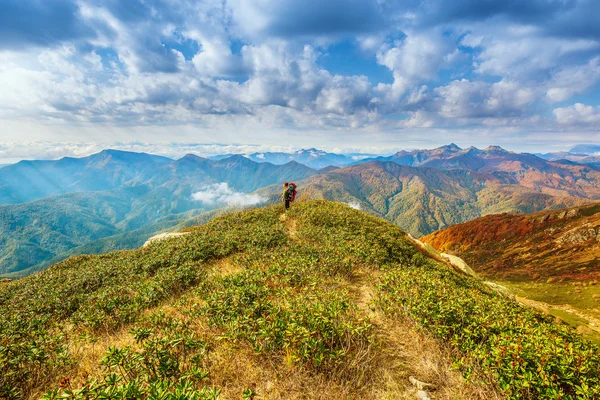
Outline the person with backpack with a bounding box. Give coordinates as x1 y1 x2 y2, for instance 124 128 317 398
282 182 297 209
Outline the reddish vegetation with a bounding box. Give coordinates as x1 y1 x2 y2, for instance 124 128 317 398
422 203 600 282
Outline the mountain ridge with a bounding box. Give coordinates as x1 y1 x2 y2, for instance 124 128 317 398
4 145 600 277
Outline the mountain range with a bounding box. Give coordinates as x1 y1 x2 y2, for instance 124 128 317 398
536 144 600 166
209 148 372 169
3 144 600 277
281 161 589 236
0 151 316 276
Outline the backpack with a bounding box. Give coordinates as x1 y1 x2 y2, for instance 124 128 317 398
288 182 297 201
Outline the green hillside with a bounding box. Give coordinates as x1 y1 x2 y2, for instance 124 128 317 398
1 201 598 399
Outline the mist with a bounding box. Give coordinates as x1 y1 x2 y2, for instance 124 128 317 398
192 183 267 208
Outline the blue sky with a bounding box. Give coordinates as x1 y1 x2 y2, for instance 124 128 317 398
0 0 599 161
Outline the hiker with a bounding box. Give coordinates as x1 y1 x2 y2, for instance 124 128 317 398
282 182 297 209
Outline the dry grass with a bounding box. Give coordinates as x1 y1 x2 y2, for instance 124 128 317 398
205 341 359 400
27 325 138 399
212 257 244 277
279 214 299 240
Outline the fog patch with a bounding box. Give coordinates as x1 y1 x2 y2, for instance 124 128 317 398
192 183 266 207
347 200 361 210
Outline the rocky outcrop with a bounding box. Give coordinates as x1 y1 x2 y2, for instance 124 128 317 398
556 226 600 244
143 232 190 247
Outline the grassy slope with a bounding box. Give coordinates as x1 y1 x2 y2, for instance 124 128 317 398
5 208 227 279
1 201 599 399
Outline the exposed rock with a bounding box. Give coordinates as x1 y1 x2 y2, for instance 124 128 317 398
537 214 550 224
409 376 434 390
556 227 600 244
441 253 477 278
143 232 190 247
485 281 515 299
416 390 431 400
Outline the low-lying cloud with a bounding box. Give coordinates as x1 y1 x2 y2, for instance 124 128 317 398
347 200 361 210
192 182 266 208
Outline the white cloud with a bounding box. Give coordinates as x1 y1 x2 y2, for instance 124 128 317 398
546 57 600 103
347 200 361 210
434 79 536 119
553 103 600 126
0 0 600 150
192 182 267 207
470 27 599 79
375 32 458 101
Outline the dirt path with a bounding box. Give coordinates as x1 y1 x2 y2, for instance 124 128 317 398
279 214 298 240
516 296 600 335
349 267 498 400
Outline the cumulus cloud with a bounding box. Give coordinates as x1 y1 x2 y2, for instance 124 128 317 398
434 79 536 119
375 32 458 101
553 103 600 126
546 57 600 103
191 182 267 207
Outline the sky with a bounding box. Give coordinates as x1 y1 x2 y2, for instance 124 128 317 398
0 0 599 162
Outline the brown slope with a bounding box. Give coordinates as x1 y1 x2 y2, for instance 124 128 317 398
421 203 600 282
381 145 600 200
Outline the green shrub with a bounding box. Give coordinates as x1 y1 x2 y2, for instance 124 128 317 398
376 260 600 399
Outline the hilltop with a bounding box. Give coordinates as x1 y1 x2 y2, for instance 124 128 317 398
1 201 599 399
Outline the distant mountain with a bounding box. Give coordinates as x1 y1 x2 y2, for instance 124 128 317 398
362 143 464 166
536 144 600 165
211 148 368 169
362 144 600 199
421 202 600 283
537 151 600 166
0 151 316 276
0 150 172 204
261 161 588 237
